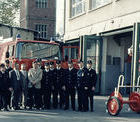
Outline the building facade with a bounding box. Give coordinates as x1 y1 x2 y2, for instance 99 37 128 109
64 0 140 95
0 24 36 40
20 0 56 40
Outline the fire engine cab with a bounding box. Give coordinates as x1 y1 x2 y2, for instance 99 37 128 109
0 37 79 70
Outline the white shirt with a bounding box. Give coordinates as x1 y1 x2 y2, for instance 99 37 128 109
80 67 84 70
45 69 49 72
14 69 20 80
57 67 61 70
88 68 92 71
21 70 27 78
50 68 54 71
69 67 73 71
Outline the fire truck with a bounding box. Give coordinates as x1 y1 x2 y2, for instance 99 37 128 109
0 37 79 70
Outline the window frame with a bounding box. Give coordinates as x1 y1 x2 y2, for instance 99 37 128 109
89 0 112 11
36 0 48 8
70 0 86 18
35 24 48 39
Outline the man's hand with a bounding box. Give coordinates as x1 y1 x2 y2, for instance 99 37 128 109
32 81 36 85
85 87 88 90
62 86 66 91
52 86 54 90
92 87 95 91
9 87 13 91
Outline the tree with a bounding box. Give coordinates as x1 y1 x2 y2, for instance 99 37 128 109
0 0 20 26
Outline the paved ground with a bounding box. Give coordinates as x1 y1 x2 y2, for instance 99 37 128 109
0 96 139 122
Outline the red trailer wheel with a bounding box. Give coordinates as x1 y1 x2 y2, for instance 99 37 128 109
129 92 140 112
110 92 123 108
107 96 122 116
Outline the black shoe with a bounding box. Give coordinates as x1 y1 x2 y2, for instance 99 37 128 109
72 108 75 111
3 108 9 111
47 107 50 110
16 107 21 110
91 109 94 112
64 107 69 110
28 107 32 110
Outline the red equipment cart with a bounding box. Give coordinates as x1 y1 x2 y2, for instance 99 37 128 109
106 75 140 116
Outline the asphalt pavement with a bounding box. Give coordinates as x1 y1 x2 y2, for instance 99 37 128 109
0 96 139 122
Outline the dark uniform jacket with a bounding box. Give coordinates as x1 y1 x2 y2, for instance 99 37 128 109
87 68 97 89
77 67 88 90
42 70 51 90
0 71 11 92
6 67 13 73
49 68 56 89
65 68 77 89
55 68 65 89
9 70 23 91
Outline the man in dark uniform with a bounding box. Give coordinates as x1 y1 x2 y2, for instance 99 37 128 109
77 61 89 112
64 61 77 111
49 62 56 108
42 62 51 109
5 60 13 109
0 64 12 111
53 60 65 109
87 60 97 112
5 60 13 72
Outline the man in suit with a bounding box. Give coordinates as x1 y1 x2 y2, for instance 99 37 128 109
42 62 51 109
87 60 97 112
0 64 12 111
9 63 23 110
64 61 77 111
77 61 89 112
20 64 28 109
28 61 42 110
5 60 13 109
53 60 65 109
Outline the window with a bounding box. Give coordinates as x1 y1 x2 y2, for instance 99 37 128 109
70 0 85 17
16 42 60 60
35 24 47 39
90 0 111 10
36 0 48 8
63 47 79 60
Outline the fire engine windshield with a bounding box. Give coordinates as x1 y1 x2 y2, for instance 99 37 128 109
16 42 60 59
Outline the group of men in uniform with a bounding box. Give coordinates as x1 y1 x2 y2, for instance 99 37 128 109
0 59 97 112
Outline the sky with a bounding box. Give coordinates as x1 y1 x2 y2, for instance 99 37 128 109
56 0 64 35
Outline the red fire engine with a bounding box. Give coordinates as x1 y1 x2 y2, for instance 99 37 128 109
0 37 79 70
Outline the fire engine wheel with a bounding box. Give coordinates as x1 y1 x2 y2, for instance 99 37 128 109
107 96 122 116
129 92 140 113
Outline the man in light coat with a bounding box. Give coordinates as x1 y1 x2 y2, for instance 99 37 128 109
28 61 42 110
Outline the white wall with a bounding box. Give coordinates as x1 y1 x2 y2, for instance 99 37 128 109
64 0 140 41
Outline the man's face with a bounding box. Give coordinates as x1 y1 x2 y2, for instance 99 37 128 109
38 62 42 67
68 63 73 68
0 67 6 72
87 64 92 69
50 65 54 69
5 63 9 67
45 65 49 70
78 62 83 68
21 65 26 70
56 64 61 68
15 64 19 70
33 63 38 69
